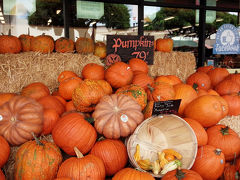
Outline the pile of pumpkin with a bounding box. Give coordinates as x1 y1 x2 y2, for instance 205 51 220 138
1 58 240 180
0 31 107 58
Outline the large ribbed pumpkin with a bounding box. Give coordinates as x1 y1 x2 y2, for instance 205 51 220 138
57 147 105 180
90 139 128 176
93 94 144 139
0 96 43 145
116 84 147 110
0 135 10 168
207 125 240 161
105 62 133 89
52 112 97 155
184 118 208 146
183 95 228 127
161 169 203 180
112 168 155 180
75 37 94 54
191 145 225 180
14 135 62 180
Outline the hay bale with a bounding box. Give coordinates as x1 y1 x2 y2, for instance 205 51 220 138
148 51 196 82
0 52 104 93
218 116 240 136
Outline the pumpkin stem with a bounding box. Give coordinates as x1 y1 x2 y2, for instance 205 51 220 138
85 117 94 124
220 126 229 135
147 84 154 92
235 70 238 74
31 132 44 146
74 147 84 158
214 148 222 155
8 29 11 36
175 168 186 180
192 83 199 92
97 136 105 141
28 27 30 35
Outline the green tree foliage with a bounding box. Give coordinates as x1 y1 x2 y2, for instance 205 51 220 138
99 3 130 29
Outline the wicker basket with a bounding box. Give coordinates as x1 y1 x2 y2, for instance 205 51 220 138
126 114 198 178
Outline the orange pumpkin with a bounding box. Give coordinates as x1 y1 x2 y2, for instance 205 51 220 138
81 63 105 80
116 84 147 110
54 178 71 180
31 34 54 53
0 96 43 146
224 71 240 86
197 65 214 73
186 71 211 91
0 169 5 180
155 75 182 86
132 72 154 90
207 125 240 161
38 95 65 115
95 79 113 95
55 37 74 53
214 79 240 96
222 92 240 116
53 95 67 106
57 147 105 180
0 33 22 54
58 70 78 83
155 38 173 52
112 168 155 180
143 100 154 119
207 67 229 87
93 94 144 139
173 83 198 116
147 82 175 101
94 41 107 59
223 162 239 180
128 58 148 74
21 82 50 100
52 112 97 155
183 95 228 127
184 118 208 146
105 62 133 89
18 33 33 52
75 37 94 54
58 76 82 100
0 93 16 106
162 169 203 180
14 135 62 180
90 139 128 176
65 100 76 112
41 108 59 135
0 135 10 168
191 145 225 180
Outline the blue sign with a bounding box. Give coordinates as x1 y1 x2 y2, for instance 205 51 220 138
213 24 240 54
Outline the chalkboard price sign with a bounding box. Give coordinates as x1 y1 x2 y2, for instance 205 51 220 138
107 35 154 65
152 99 181 116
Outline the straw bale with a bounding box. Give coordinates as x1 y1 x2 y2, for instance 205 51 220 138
148 51 196 82
0 52 104 93
218 115 240 137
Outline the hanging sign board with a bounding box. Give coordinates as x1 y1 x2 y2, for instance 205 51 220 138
152 99 181 116
106 35 154 65
77 1 104 19
213 24 240 54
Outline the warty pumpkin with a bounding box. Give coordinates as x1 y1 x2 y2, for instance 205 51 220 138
18 32 33 52
55 37 74 53
112 167 155 180
116 84 147 110
14 134 62 180
31 34 54 53
57 147 105 180
93 94 144 139
207 125 240 161
75 37 94 54
90 139 128 176
0 95 43 146
104 62 133 89
191 145 225 180
72 79 108 112
20 82 50 100
161 169 203 180
52 112 97 155
0 135 10 168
